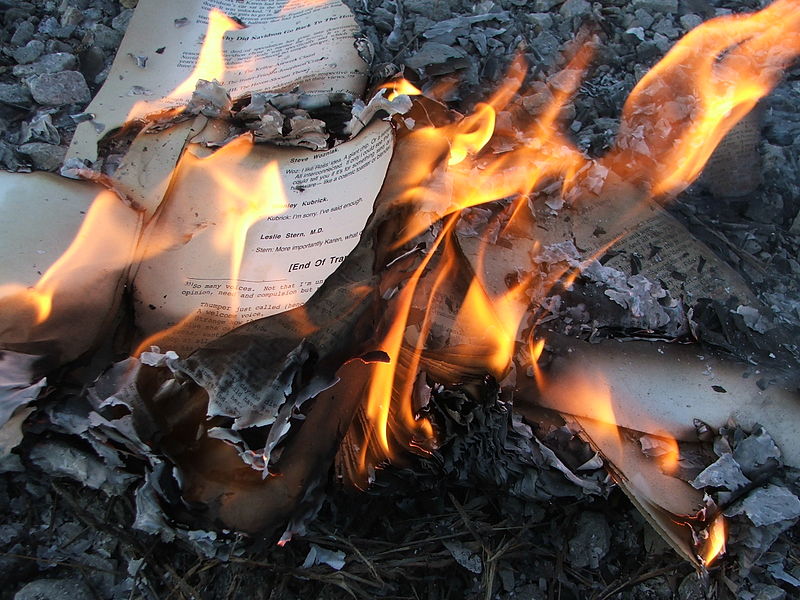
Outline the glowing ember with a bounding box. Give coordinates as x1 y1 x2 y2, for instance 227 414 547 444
702 515 727 566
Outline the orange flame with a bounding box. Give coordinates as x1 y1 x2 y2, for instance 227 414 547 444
447 103 496 166
528 337 546 388
126 8 243 121
0 190 137 327
354 1 800 477
382 79 422 101
656 434 680 475
702 515 727 566
604 0 800 196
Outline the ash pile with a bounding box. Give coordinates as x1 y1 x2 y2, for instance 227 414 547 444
1 1 800 600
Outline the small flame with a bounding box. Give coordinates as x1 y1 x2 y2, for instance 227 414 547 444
702 515 727 566
528 337 545 388
1 190 137 327
656 434 680 475
383 79 422 101
447 103 496 166
126 8 243 121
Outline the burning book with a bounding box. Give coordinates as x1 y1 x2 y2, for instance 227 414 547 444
1 0 800 586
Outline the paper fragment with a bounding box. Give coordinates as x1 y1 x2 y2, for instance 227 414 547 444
690 453 751 491
302 544 346 570
726 485 800 527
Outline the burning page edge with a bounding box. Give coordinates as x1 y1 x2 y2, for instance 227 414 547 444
65 0 368 167
533 336 800 469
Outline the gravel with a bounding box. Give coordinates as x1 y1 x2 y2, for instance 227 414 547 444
1 0 800 598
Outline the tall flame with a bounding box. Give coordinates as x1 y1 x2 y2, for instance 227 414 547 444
126 8 243 122
201 139 289 309
702 515 727 566
354 0 800 476
604 0 800 196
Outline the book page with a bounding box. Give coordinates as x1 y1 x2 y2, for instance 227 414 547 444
132 120 393 355
67 0 367 164
0 173 141 361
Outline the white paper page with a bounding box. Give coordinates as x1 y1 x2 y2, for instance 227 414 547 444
67 0 366 163
0 173 141 361
132 120 393 354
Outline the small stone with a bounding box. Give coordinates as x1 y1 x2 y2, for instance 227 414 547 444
13 53 78 77
61 0 89 9
10 21 35 47
27 71 91 106
17 143 67 172
631 0 678 14
38 16 75 39
80 46 106 82
533 0 563 10
680 14 703 30
623 27 646 42
14 579 93 600
12 40 45 65
652 32 671 53
636 39 661 61
567 512 611 569
526 13 554 31
521 82 554 115
0 83 33 106
46 39 74 54
627 8 655 29
751 584 786 600
629 576 673 600
90 24 123 51
653 17 680 39
120 0 139 7
531 31 561 64
112 9 134 32
560 0 592 19
677 573 706 600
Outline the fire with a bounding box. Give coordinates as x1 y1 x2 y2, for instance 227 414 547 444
654 434 680 475
170 9 242 99
126 8 243 122
354 0 800 476
447 103 496 166
0 190 137 328
702 515 727 566
528 338 546 388
383 79 422 101
10 0 798 507
199 139 289 307
604 0 800 196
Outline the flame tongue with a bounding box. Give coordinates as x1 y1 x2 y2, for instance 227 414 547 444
351 0 800 479
605 0 800 196
702 515 727 566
